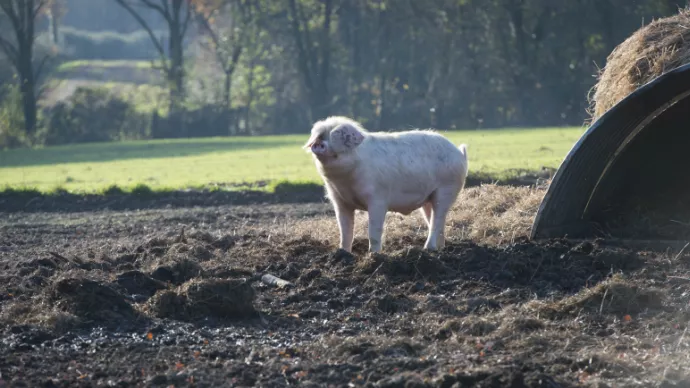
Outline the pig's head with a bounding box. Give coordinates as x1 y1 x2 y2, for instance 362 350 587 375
304 116 366 168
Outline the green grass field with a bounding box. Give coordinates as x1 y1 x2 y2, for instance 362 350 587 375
0 127 585 194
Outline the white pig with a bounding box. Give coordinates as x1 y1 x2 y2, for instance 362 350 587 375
304 116 468 253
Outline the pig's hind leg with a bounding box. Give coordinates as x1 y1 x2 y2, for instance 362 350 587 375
424 185 460 251
419 202 433 227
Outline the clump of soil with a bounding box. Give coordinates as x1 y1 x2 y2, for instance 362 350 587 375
145 278 256 320
167 242 214 261
283 235 332 257
150 258 204 285
367 293 416 314
49 278 136 322
115 270 167 298
355 248 452 282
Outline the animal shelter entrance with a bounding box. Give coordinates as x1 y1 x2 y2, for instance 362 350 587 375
531 63 690 242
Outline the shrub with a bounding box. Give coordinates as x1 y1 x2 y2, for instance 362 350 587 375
41 87 150 145
129 183 153 196
151 105 244 139
0 83 30 149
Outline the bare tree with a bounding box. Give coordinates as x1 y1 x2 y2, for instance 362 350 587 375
193 0 249 110
0 0 49 136
114 0 192 113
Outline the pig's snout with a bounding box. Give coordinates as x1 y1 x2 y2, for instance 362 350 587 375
311 141 328 155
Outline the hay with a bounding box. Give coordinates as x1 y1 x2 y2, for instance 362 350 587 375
589 8 690 121
272 184 544 250
528 274 664 318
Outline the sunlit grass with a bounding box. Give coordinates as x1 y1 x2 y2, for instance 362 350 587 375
55 60 160 72
0 127 585 194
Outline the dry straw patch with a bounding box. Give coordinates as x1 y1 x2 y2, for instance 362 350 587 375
524 273 665 319
589 8 690 121
270 184 546 249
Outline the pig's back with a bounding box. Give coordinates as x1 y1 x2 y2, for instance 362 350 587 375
356 130 465 195
361 131 464 176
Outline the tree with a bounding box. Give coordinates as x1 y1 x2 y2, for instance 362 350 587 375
193 0 249 109
286 0 336 121
46 0 66 45
0 0 49 136
114 0 192 113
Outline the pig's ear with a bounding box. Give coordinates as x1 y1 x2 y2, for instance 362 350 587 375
331 123 364 152
303 133 318 150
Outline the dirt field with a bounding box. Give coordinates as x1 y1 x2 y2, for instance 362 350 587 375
1 184 689 387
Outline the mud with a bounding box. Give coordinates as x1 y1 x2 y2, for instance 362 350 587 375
1 188 690 387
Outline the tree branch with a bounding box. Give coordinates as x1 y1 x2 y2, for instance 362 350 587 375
0 35 18 66
31 0 48 20
226 44 243 74
180 1 192 38
114 0 170 71
160 0 170 18
0 1 21 38
140 0 171 22
34 53 50 81
199 20 224 69
194 9 220 48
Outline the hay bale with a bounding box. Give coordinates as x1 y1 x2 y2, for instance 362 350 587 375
589 8 690 121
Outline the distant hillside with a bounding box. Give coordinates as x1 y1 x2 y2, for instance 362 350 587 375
41 60 168 114
61 0 166 33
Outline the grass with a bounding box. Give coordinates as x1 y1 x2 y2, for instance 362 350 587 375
0 127 585 194
55 60 158 72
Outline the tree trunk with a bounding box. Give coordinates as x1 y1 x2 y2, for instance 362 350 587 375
51 15 59 44
19 59 37 136
168 0 186 114
246 58 255 134
224 70 232 109
17 1 38 136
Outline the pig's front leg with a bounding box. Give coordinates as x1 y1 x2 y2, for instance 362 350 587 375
334 201 355 252
367 201 388 252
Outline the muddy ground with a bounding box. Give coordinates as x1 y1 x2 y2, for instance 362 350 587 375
1 185 689 387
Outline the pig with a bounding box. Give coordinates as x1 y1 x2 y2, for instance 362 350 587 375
304 116 469 253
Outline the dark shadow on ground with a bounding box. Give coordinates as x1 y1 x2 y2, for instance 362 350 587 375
0 172 553 214
0 139 297 168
